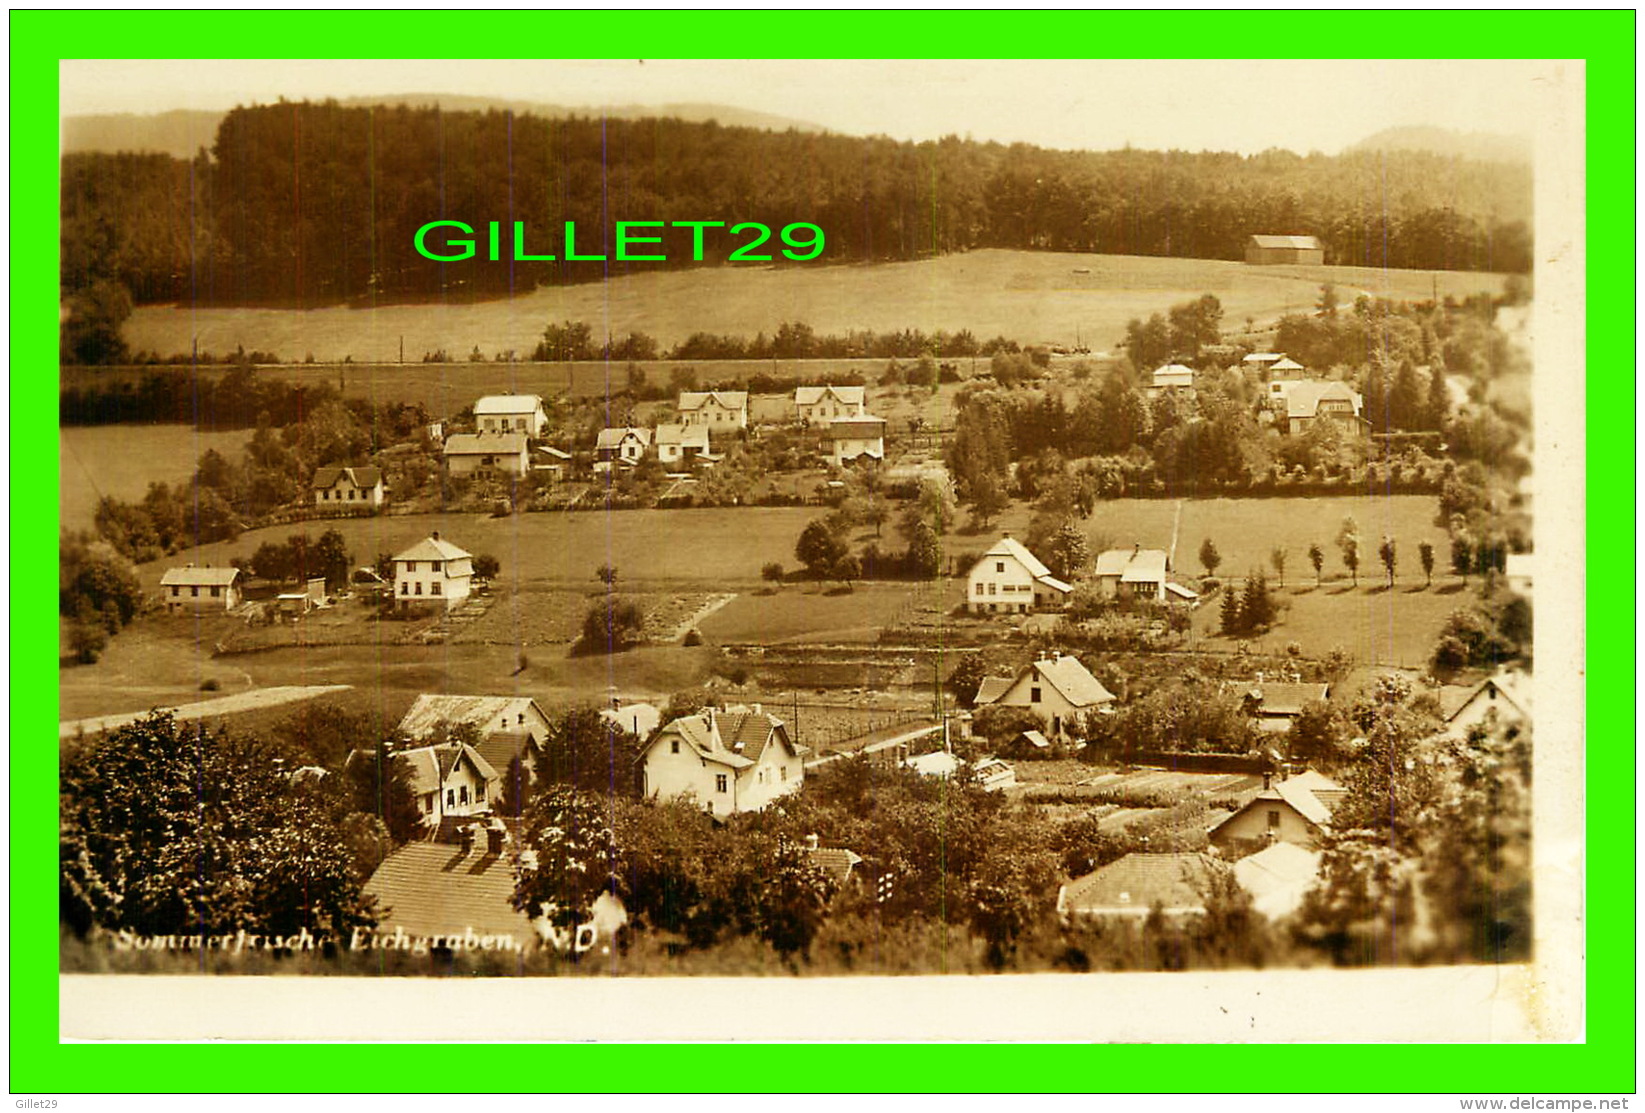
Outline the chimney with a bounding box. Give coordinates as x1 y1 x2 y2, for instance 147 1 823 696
486 821 507 856
1262 771 1273 791
805 834 820 852
431 530 440 541
751 703 762 715
1133 541 1140 555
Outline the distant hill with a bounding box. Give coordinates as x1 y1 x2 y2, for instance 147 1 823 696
62 96 824 157
1347 126 1531 165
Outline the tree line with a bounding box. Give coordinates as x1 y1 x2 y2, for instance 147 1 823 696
61 101 1531 325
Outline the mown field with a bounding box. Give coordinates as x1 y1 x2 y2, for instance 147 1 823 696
1192 579 1469 668
1171 494 1447 584
60 424 252 533
118 248 1510 365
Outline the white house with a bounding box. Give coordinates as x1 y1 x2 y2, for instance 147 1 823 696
824 415 887 466
393 741 499 825
595 426 652 467
973 651 1116 739
640 705 805 816
312 465 385 508
966 535 1072 614
677 390 748 433
396 693 554 786
1269 381 1366 436
160 565 241 612
1209 771 1335 852
1150 364 1196 393
391 532 474 610
1232 841 1323 921
1445 670 1532 740
444 432 530 476
474 394 548 438
1092 546 1170 603
653 422 710 467
794 384 867 424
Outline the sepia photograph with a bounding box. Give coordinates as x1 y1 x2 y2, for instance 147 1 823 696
37 18 1607 1060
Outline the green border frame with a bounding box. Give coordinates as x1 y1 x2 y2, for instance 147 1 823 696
14 9 1634 1094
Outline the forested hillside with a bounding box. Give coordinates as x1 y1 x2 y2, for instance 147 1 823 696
61 101 1532 318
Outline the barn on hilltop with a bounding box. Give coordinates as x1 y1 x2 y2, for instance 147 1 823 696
1245 234 1325 265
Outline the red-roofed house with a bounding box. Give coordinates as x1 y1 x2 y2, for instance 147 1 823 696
640 704 805 815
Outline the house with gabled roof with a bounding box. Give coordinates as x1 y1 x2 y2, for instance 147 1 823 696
1245 234 1325 265
974 651 1115 739
824 415 887 466
444 432 530 475
1150 364 1196 394
1093 545 1170 603
389 741 499 826
1210 770 1335 852
391 532 473 610
595 426 652 467
397 693 552 789
967 535 1073 614
1057 853 1216 921
160 564 242 612
1239 679 1331 733
1269 380 1367 436
639 704 805 816
653 422 711 467
677 390 748 433
1444 670 1532 740
312 465 385 508
1231 841 1322 920
474 394 548 438
794 384 867 424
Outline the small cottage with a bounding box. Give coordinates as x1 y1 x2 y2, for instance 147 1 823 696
160 565 241 612
1245 234 1325 265
474 394 548 438
966 535 1072 614
443 432 530 475
312 466 385 508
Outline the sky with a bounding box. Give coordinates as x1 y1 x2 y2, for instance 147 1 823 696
58 58 1548 156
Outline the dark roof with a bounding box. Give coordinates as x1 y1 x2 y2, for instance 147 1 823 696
1060 853 1213 915
804 847 863 886
475 730 539 775
717 710 790 763
825 417 887 440
363 843 536 946
311 465 383 490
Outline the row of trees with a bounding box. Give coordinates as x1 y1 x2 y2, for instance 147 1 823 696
61 105 1530 319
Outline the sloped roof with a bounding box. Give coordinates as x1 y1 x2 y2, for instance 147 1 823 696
1224 781 1333 829
312 465 383 490
716 708 793 764
974 676 1014 706
1152 364 1195 385
1242 352 1285 364
803 847 863 886
396 743 498 797
825 416 887 440
601 703 662 739
392 535 474 564
1060 853 1213 916
1020 730 1051 749
363 843 536 946
1232 842 1321 920
444 432 528 456
654 423 708 448
1033 654 1117 708
648 712 754 770
1284 381 1362 419
1249 234 1323 250
1447 671 1532 724
1270 357 1305 372
161 565 241 587
1249 682 1330 716
1284 770 1346 812
1094 548 1168 580
475 730 539 776
474 394 544 415
398 694 542 739
978 536 1053 580
905 750 962 778
537 445 573 459
795 385 866 407
678 390 748 411
1164 582 1200 600
596 427 651 450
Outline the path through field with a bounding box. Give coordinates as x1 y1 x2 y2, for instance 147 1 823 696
60 684 353 739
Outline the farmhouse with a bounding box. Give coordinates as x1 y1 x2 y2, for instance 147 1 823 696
1092 545 1170 603
394 740 499 825
474 394 548 438
443 432 530 475
640 705 805 816
595 426 652 467
1444 670 1532 740
1245 234 1325 265
312 465 385 508
1057 853 1214 922
824 415 887 466
160 565 241 612
794 384 867 424
1209 771 1335 852
1150 364 1196 394
391 532 474 610
397 693 552 787
678 390 749 433
1271 380 1367 436
966 535 1072 614
973 651 1116 739
1241 680 1331 733
653 422 711 467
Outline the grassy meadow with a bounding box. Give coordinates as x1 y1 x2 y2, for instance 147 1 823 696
60 424 252 533
119 248 1511 364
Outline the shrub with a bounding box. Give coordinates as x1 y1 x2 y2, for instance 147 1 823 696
683 628 704 647
200 678 221 692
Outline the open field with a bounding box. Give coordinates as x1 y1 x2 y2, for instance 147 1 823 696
118 249 1510 365
1171 495 1447 584
1192 578 1469 668
60 424 252 533
700 582 945 645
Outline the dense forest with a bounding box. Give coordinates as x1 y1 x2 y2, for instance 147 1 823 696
62 101 1532 321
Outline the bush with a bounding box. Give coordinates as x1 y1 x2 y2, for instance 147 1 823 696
683 628 704 647
200 678 221 692
579 597 646 654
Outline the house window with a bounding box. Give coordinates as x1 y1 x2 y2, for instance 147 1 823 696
475 783 485 801
780 767 787 782
1030 687 1041 703
415 582 423 595
459 785 469 805
191 586 199 597
171 586 180 597
432 582 441 595
405 562 416 573
671 740 680 754
401 582 410 595
1267 809 1281 829
210 586 220 597
423 793 435 813
348 489 356 500
716 775 728 793
432 561 441 572
996 562 1005 573
446 789 455 807
988 583 997 595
